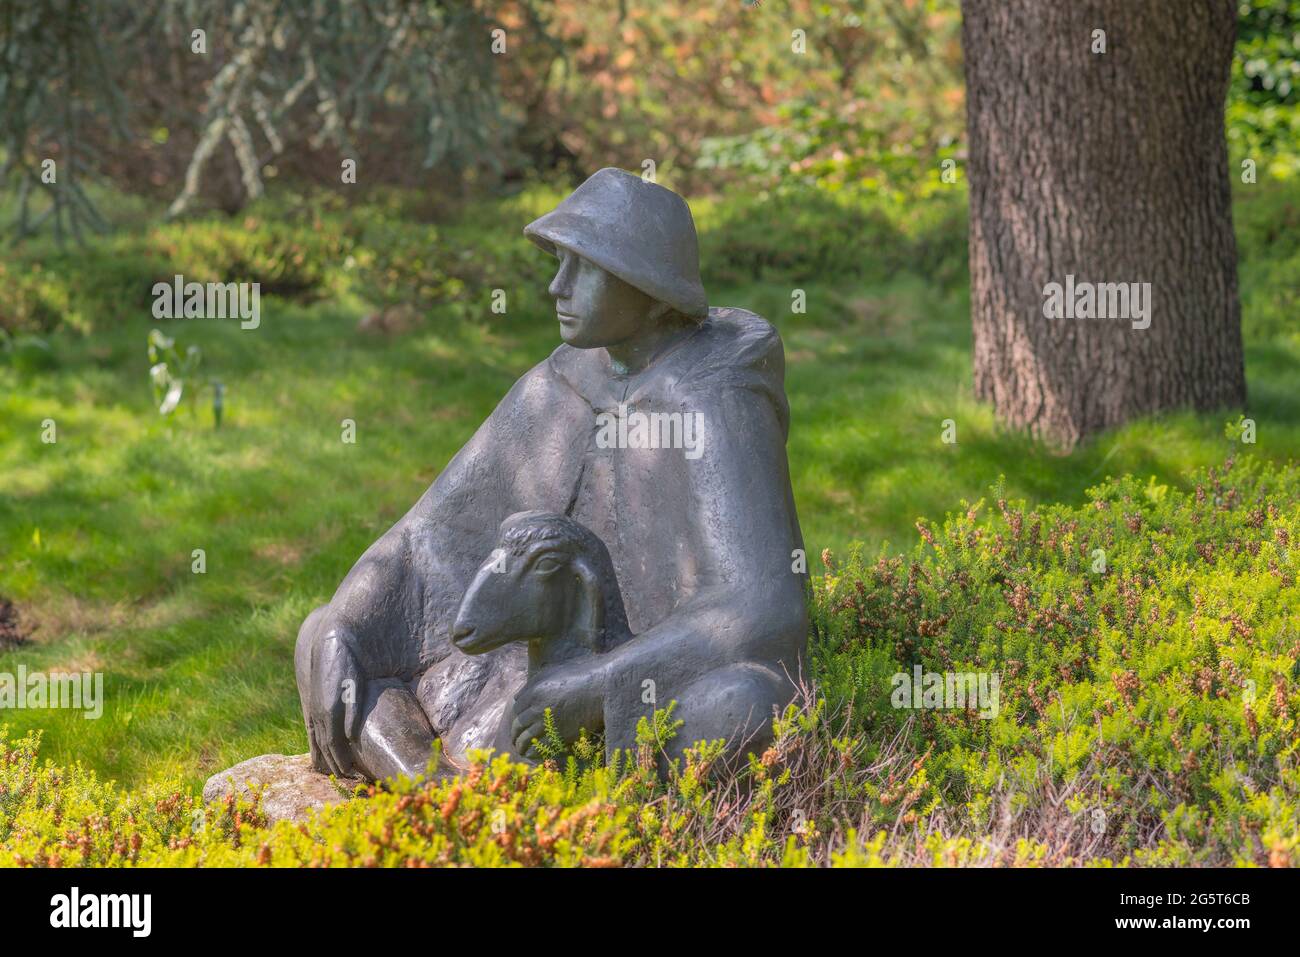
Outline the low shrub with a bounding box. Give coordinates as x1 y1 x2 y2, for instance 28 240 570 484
6 177 1299 340
696 183 969 290
145 215 349 301
813 454 1300 866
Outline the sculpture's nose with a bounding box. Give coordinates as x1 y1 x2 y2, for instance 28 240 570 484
549 250 576 298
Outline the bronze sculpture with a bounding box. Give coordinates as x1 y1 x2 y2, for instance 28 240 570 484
294 167 807 780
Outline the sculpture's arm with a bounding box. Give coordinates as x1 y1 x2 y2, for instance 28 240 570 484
318 382 521 682
301 361 583 773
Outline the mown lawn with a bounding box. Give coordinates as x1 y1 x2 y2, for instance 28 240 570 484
1 180 1298 790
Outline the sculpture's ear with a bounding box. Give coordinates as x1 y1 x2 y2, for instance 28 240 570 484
569 554 607 653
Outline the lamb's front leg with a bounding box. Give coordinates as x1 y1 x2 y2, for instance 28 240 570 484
509 656 607 760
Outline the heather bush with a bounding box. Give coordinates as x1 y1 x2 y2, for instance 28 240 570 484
812 454 1300 866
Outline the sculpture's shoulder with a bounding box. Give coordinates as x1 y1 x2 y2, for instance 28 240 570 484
689 306 785 383
498 350 585 416
662 306 790 435
541 307 787 427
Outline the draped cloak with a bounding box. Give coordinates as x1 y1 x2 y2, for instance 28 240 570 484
318 307 807 761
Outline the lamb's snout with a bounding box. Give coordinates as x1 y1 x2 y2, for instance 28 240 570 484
444 608 488 655
451 568 502 654
451 618 478 648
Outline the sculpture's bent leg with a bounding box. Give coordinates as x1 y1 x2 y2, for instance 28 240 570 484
660 662 791 769
353 679 439 782
419 657 523 765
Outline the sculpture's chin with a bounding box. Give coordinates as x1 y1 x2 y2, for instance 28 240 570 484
557 316 601 349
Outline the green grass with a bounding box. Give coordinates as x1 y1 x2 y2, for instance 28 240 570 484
1 179 1298 790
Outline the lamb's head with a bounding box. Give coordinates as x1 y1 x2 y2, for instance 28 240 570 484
452 511 629 664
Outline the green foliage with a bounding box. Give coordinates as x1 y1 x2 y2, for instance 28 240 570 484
528 708 581 766
812 455 1300 866
699 186 967 288
1229 0 1300 179
633 701 684 757
0 328 55 373
322 193 549 313
147 329 202 417
1237 0 1300 104
1231 179 1300 344
693 1 965 195
147 213 347 300
0 192 546 338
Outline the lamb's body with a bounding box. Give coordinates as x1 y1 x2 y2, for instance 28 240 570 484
452 512 788 769
449 512 631 755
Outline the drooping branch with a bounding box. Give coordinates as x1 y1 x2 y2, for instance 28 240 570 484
2 0 546 238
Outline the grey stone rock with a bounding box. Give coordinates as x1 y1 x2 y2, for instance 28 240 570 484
202 753 359 824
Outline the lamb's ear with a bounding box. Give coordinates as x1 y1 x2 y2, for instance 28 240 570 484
569 554 607 652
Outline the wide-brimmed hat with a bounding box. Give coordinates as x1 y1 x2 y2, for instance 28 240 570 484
523 167 708 320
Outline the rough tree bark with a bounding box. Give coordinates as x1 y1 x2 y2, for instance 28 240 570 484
961 0 1246 448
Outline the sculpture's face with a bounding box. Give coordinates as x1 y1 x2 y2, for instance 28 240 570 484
548 247 659 348
451 541 574 654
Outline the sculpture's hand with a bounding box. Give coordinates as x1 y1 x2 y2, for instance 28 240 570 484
511 659 605 759
307 626 366 777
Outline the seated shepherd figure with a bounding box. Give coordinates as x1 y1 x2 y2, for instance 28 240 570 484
294 168 808 780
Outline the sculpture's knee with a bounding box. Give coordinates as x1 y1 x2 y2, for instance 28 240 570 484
354 679 438 782
669 662 791 766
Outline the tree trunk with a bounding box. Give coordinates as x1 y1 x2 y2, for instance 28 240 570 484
961 0 1246 449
